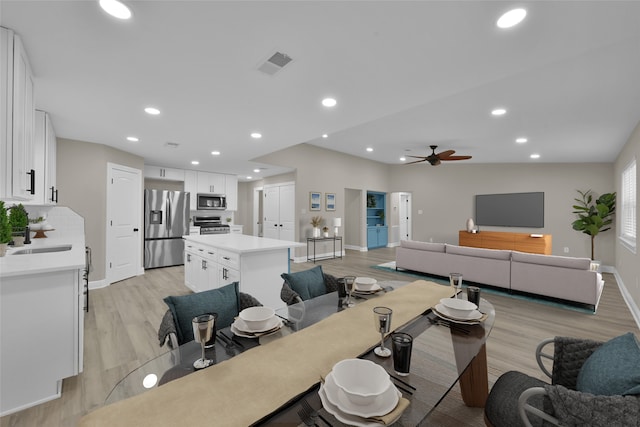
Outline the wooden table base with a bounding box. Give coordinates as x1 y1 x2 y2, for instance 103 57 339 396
459 343 489 407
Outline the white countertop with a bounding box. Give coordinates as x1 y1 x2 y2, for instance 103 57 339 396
184 234 303 254
0 207 86 278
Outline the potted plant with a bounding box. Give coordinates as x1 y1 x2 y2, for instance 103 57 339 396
377 210 385 225
310 216 323 238
367 194 376 208
0 201 11 256
322 226 330 237
9 203 29 246
572 189 616 261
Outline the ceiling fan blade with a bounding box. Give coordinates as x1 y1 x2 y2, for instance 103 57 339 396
436 150 456 159
441 155 472 161
406 155 429 160
404 158 428 165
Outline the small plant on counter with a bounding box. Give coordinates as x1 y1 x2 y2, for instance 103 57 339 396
226 217 232 223
0 201 12 245
9 203 29 234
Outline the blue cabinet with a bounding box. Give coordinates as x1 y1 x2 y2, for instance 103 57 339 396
367 226 388 249
366 191 387 249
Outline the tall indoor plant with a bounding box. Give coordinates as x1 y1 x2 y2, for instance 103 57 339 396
571 189 616 260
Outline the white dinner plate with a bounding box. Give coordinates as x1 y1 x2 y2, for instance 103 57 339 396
323 371 399 418
434 303 482 321
319 383 403 427
232 315 282 333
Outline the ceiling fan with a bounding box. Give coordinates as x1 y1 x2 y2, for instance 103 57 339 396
405 145 472 166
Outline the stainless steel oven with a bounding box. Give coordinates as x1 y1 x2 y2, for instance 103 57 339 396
193 216 230 234
196 193 227 210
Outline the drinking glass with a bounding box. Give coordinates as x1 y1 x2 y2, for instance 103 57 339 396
392 333 413 376
449 273 463 298
373 306 393 357
192 314 216 369
344 275 356 307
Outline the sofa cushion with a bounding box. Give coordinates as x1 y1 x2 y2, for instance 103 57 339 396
512 251 591 270
400 240 446 253
281 265 325 301
576 332 640 396
164 282 240 343
445 244 511 260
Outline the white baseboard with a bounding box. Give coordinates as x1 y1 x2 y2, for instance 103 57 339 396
611 268 640 329
291 250 345 263
89 278 109 290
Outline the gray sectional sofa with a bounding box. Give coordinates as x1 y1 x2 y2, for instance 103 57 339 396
395 240 604 309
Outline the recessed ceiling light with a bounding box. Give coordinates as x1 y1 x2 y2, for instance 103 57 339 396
491 108 507 116
322 98 337 107
366 147 373 152
144 107 160 115
246 176 253 180
211 151 221 156
253 169 260 173
191 161 199 165
126 136 139 142
530 153 540 159
99 0 132 20
497 8 527 29
250 132 262 139
516 137 528 143
400 157 406 162
322 134 328 138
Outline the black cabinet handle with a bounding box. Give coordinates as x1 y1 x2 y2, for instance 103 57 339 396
50 186 55 202
133 228 139 232
27 169 35 195
54 189 58 203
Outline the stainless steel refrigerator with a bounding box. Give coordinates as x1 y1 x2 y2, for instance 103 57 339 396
144 190 190 269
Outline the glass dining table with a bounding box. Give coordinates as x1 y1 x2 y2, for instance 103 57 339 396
105 280 495 426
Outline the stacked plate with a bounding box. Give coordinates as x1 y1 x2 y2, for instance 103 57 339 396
433 298 483 324
353 277 382 294
319 359 404 426
230 306 283 338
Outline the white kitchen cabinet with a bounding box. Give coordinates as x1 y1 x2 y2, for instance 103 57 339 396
184 170 197 210
1 28 36 201
197 171 225 194
1 268 83 416
33 110 57 205
263 182 295 241
224 174 238 211
144 165 185 181
184 242 218 292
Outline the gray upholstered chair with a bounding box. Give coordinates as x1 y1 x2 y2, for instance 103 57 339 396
279 265 339 305
484 335 640 427
158 283 262 348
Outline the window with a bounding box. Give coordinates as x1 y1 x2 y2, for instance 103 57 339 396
620 159 636 251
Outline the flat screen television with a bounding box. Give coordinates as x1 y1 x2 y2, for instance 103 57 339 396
475 192 544 228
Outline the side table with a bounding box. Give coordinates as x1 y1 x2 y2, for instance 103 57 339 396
306 236 343 263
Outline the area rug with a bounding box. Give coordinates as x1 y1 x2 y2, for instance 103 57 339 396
372 261 595 314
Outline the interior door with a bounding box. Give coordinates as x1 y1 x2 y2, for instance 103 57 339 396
263 185 280 239
399 193 412 241
107 163 141 284
278 184 295 242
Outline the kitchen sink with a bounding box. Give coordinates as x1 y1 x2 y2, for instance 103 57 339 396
11 244 72 255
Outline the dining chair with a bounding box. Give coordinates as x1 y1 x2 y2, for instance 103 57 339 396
279 265 339 305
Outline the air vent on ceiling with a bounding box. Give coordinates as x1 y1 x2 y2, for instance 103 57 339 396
257 51 293 76
164 142 180 149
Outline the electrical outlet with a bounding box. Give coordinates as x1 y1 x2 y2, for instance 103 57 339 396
418 209 423 215
563 247 569 253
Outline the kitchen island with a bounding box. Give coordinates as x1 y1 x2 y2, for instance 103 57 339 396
183 234 304 310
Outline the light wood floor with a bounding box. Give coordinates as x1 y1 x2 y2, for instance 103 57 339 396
1 247 637 427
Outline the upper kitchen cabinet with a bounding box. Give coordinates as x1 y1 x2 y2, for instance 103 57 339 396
144 165 185 181
196 171 225 194
1 27 36 201
224 174 238 211
33 110 57 205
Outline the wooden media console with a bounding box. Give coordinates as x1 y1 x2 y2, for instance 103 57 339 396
459 230 552 255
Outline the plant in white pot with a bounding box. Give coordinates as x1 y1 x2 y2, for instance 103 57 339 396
571 189 616 261
0 201 12 256
310 216 323 238
9 203 29 246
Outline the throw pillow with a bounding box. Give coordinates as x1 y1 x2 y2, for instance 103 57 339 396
281 265 325 301
576 332 640 396
164 282 240 343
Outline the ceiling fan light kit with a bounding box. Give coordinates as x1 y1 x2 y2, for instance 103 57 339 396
405 145 472 166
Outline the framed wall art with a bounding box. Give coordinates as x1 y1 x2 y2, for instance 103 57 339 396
325 193 336 211
309 191 321 211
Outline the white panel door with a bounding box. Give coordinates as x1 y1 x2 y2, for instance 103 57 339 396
107 163 141 284
279 184 295 242
263 185 280 239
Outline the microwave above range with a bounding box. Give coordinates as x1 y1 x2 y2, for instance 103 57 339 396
196 193 227 210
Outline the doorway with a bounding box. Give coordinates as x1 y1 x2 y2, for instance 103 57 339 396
253 187 263 237
399 192 412 242
106 163 142 284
